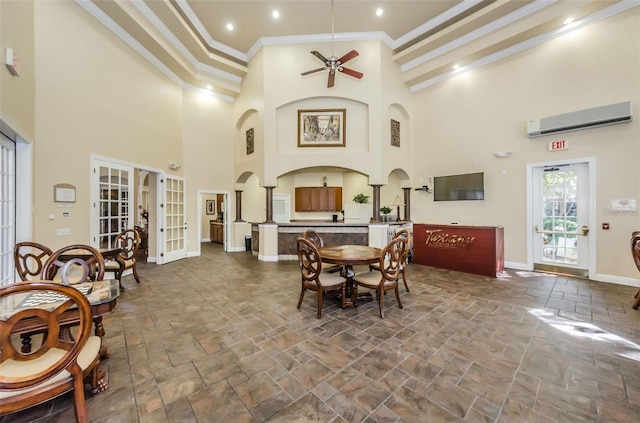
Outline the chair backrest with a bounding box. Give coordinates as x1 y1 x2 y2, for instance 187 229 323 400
13 242 54 281
42 244 105 284
377 237 406 282
0 281 93 414
114 228 141 260
393 229 411 263
631 231 640 271
297 237 323 284
302 229 324 248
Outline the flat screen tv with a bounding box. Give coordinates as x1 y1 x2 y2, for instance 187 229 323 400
433 172 484 201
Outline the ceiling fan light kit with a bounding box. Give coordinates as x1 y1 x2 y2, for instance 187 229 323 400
301 0 364 87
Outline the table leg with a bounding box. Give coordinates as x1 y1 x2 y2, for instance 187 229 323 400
93 316 111 358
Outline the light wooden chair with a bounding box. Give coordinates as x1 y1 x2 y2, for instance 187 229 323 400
296 237 347 319
369 228 411 292
0 281 102 422
105 228 141 285
355 237 405 318
13 242 54 281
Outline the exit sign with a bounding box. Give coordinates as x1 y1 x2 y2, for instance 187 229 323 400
548 139 569 151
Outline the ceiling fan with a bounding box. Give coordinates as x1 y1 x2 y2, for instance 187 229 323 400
301 0 364 88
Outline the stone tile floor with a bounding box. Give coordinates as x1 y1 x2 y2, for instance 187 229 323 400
3 242 640 422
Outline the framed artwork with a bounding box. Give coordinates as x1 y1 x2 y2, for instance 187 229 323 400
298 109 346 147
391 119 400 147
246 128 254 154
206 200 216 215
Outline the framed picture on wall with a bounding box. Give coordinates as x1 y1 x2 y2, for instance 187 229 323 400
206 200 216 215
298 109 346 147
391 119 400 147
246 128 254 154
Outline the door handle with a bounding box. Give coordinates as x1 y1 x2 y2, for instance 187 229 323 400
534 225 589 236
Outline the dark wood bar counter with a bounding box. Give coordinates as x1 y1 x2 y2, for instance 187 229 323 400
413 224 504 277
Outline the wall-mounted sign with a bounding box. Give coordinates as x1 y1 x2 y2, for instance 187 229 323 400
53 183 76 203
548 139 569 151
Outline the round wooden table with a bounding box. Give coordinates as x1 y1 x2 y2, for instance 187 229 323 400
318 245 381 307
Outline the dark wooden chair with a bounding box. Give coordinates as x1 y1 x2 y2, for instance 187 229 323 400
369 228 411 292
296 237 347 319
302 228 324 248
631 231 640 310
13 242 54 281
42 244 105 284
355 237 405 318
105 228 141 284
0 281 102 422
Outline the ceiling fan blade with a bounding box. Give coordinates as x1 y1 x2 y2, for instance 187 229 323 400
301 67 327 76
337 50 359 65
339 67 364 79
311 50 329 64
327 70 335 88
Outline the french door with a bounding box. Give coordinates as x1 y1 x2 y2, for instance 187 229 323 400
0 134 15 286
532 162 591 275
160 175 186 264
92 160 134 249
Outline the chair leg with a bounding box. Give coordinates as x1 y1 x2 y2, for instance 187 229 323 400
317 290 323 319
633 288 640 310
401 269 410 292
297 285 306 310
340 284 346 309
395 285 403 309
72 375 89 423
132 264 141 283
378 286 385 318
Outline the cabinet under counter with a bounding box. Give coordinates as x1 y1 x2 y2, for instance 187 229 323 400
210 221 224 244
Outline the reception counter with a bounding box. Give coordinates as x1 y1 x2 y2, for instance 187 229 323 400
250 221 410 260
413 224 504 277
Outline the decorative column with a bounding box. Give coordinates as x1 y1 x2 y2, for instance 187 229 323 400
234 190 244 222
371 184 382 222
264 186 275 223
403 187 411 221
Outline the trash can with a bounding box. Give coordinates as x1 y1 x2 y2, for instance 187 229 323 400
245 236 251 252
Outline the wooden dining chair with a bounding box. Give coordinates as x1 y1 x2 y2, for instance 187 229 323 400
0 281 102 422
104 228 141 284
302 228 324 248
41 244 105 284
355 237 405 318
631 231 640 310
369 228 411 292
296 237 348 319
13 242 54 281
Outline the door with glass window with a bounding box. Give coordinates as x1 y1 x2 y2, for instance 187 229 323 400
533 163 590 275
92 160 133 249
160 175 186 264
0 134 15 286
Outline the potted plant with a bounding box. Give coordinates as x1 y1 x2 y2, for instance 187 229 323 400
353 193 369 204
380 206 392 222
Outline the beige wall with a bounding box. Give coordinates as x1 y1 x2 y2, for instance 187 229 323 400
3 1 639 283
32 1 183 249
410 8 640 279
0 0 35 141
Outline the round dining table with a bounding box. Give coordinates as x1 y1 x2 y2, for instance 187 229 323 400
318 244 381 307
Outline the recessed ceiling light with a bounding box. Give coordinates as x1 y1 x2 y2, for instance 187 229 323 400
563 17 575 25
376 8 383 17
206 85 212 90
272 10 280 19
226 23 234 31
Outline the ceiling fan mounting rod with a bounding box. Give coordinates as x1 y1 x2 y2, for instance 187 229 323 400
330 0 334 59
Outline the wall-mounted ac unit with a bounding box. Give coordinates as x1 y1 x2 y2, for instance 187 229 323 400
527 101 632 138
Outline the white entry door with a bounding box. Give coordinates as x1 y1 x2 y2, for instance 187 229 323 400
532 162 591 275
160 175 186 264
